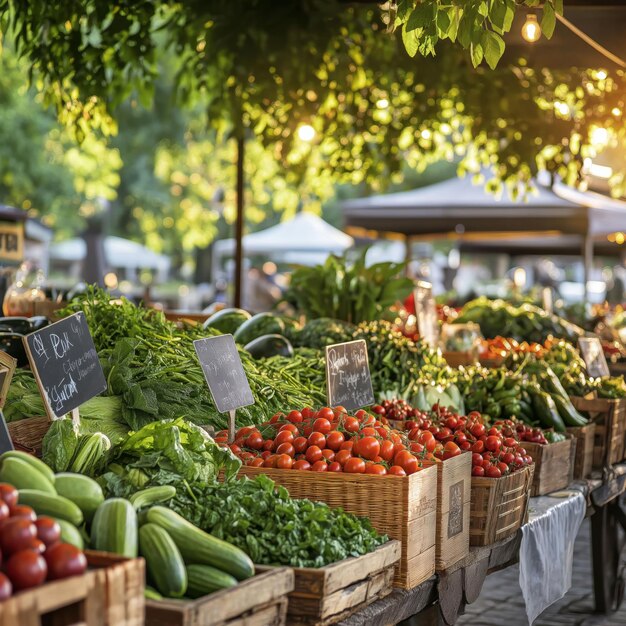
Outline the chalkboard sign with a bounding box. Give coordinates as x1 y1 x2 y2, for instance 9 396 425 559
23 312 107 420
194 335 254 414
325 339 374 412
0 351 17 453
578 337 610 378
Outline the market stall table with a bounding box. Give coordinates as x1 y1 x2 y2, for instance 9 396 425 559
337 465 626 626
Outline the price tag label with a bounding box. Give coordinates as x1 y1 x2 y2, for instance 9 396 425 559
325 339 374 411
194 334 254 441
23 312 106 420
414 280 440 349
578 337 610 378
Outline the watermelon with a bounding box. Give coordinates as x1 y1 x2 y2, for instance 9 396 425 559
233 313 285 345
203 308 251 334
244 334 294 359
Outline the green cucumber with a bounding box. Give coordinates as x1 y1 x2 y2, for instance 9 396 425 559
1 451 55 485
0 457 56 494
139 523 187 598
233 313 285 345
144 587 163 601
91 498 138 558
18 489 83 526
203 308 251 334
147 506 254 581
185 564 238 598
54 473 104 523
130 486 176 511
244 334 293 359
53 518 84 550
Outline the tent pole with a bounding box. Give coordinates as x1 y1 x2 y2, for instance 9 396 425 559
582 232 593 303
234 137 245 308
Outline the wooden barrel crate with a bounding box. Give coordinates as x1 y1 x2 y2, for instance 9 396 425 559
523 437 575 496
567 422 596 480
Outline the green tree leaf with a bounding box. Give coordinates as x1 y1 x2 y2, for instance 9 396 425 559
402 22 420 57
406 3 435 32
481 31 505 69
541 3 556 39
470 41 483 67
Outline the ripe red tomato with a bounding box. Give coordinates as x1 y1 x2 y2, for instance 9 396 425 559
275 454 294 470
245 433 264 450
504 437 517 447
8 506 36 522
488 427 500 437
236 426 255 439
472 466 485 477
307 432 326 448
335 449 352 466
497 461 509 475
410 442 424 454
263 455 277 468
287 410 303 423
0 485 18 509
470 423 486 438
321 449 335 462
454 432 467 445
472 453 483 466
388 465 406 476
5 550 47 590
311 460 328 472
262 439 274 452
394 450 419 475
344 458 366 474
44 543 87 581
343 417 360 433
360 427 377 437
485 436 501 452
501 452 515 465
0 502 8 523
274 431 295 447
301 407 316 419
340 440 354 452
333 406 348 418
1 519 36 556
279 423 299 434
327 462 342 472
248 457 264 467
471 440 484 453
275 442 294 457
313 418 332 435
23 538 45 554
365 464 387 475
0 572 11 600
485 465 502 478
316 407 334 421
305 446 323 464
380 440 395 462
326 431 345 451
354 436 380 461
443 441 461 458
444 417 458 430
293 436 307 453
293 460 311 471
460 441 472 451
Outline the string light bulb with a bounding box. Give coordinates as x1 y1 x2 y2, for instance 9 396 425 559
521 14 542 43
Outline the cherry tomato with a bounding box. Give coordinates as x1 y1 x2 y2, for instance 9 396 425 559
5 550 46 590
305 446 323 464
274 431 294 447
460 441 472 451
472 453 483 466
287 410 303 424
321 449 335 462
354 436 380 461
394 450 419 475
471 423 486 438
311 461 328 472
261 450 272 460
8 506 36 522
340 440 354 452
471 440 485 454
301 407 316 420
380 440 395 462
501 452 515 465
263 439 274 452
23 538 45 554
326 431 345 451
360 427 377 437
279 423 299 434
488 427 500 437
44 543 87 581
443 441 461 457
245 433 264 450
327 462 342 472
293 460 311 471
0 502 8 523
497 461 509 475
236 426 255 439
248 457 264 467
344 458 366 474
307 432 326 449
0 484 18 509
313 418 332 435
365 464 387 475
263 455 278 468
1 519 36 556
0 572 11 600
485 436 501 452
316 407 334 421
335 449 352 466
472 466 485 477
343 417 360 433
275 454 294 470
293 436 308 453
485 465 502 478
388 465 406 476
410 442 425 454
276 443 295 457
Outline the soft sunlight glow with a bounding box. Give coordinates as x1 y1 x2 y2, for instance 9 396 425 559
297 124 316 142
262 261 277 274
513 267 527 289
590 126 610 147
597 70 608 80
521 14 541 43
376 98 389 109
104 272 118 289
616 232 625 245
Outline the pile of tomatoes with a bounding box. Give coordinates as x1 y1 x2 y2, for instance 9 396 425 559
0 483 87 599
373 402 534 478
216 406 428 476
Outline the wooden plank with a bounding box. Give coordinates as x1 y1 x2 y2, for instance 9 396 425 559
463 557 490 604
437 568 464 626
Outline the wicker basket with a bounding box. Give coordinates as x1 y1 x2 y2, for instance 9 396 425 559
469 464 534 547
0 551 145 626
7 415 50 456
523 437 575 496
567 423 596 480
435 453 471 571
236 465 437 589
570 397 626 468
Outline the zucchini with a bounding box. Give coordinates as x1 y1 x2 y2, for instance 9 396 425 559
54 473 104 523
203 308 251 334
244 334 294 359
233 313 285 345
139 523 187 598
0 457 56 494
186 564 238 598
53 517 84 550
130 486 176 511
144 587 163 601
1 451 56 485
91 498 138 558
147 506 254 581
17 489 83 526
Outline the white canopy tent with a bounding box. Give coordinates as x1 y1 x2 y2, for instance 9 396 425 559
50 236 171 282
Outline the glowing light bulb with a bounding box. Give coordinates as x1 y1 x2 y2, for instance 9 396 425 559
297 124 316 142
521 14 541 43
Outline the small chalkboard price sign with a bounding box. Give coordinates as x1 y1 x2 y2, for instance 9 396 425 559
325 339 374 412
23 312 107 421
193 334 254 442
578 337 610 378
0 351 17 453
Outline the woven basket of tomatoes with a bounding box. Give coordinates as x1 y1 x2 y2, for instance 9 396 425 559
219 406 437 590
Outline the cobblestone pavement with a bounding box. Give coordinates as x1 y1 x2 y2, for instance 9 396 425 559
457 520 626 626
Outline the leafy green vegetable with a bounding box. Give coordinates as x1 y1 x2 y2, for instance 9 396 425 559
42 419 81 472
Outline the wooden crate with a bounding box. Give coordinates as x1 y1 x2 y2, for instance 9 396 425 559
434 453 471 571
0 551 144 626
570 397 626 468
146 567 294 626
259 540 400 626
442 351 476 368
523 437 575 496
237 465 437 589
469 464 534 547
567 422 596 480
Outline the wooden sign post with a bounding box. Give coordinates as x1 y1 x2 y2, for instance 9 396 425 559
0 351 17 453
578 337 610 379
414 280 440 349
325 339 375 412
22 312 107 422
193 334 254 442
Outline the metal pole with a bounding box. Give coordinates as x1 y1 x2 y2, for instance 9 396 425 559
582 233 593 303
234 137 245 308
